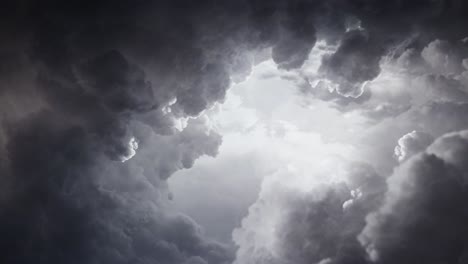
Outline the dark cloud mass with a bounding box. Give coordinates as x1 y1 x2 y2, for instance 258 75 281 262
2 0 468 264
360 131 468 264
319 30 383 97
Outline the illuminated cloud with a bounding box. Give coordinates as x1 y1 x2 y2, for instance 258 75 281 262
394 131 433 162
120 137 139 162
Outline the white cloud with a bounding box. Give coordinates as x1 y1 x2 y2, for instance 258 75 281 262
120 137 139 162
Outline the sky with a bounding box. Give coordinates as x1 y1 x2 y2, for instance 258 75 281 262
169 58 360 244
2 1 468 264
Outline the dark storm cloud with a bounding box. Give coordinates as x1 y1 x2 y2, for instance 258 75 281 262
319 30 384 97
1 111 229 264
77 50 157 114
310 0 468 99
360 130 468 264
271 3 317 70
2 1 468 264
0 1 244 263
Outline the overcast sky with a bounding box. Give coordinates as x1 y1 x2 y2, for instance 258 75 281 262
2 1 468 264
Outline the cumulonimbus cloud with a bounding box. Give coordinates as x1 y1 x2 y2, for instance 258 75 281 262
2 1 468 264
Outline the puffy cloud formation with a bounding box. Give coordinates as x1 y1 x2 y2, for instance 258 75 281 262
0 112 228 264
2 1 468 264
232 128 468 264
227 2 468 264
233 162 386 264
360 130 468 264
394 131 434 162
319 30 383 97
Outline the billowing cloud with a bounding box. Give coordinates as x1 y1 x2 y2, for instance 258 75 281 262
0 110 229 264
319 30 383 97
2 1 468 264
360 130 468 264
394 131 434 162
233 162 385 264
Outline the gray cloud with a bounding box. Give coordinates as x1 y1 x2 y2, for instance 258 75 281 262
360 130 468 264
0 110 230 264
271 5 317 70
2 1 468 264
394 131 434 162
319 30 383 97
234 162 385 264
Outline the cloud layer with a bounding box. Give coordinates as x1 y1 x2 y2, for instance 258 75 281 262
2 1 468 264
